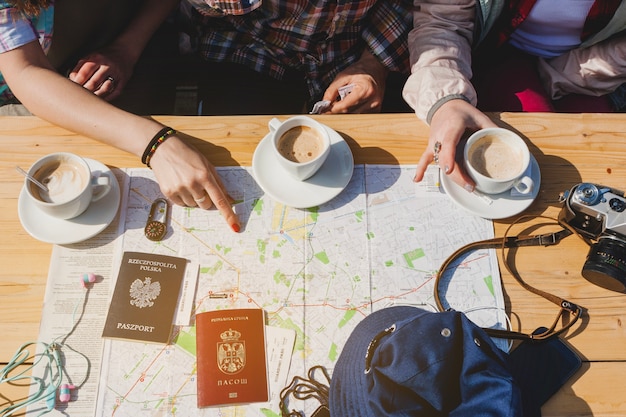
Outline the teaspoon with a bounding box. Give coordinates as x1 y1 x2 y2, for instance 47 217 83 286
15 166 49 192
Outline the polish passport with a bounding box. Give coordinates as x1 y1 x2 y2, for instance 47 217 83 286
196 308 269 407
102 251 187 344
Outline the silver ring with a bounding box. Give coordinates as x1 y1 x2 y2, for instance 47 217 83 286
433 141 442 164
194 195 207 203
106 76 116 91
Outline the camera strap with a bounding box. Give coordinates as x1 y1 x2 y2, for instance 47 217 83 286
435 216 584 341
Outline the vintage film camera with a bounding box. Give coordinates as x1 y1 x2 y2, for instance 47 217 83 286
559 183 626 293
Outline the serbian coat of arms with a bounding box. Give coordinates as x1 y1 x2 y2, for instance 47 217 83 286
217 329 246 374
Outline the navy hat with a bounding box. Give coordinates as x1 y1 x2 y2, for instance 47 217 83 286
329 306 523 416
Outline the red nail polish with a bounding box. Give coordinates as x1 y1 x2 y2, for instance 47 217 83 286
231 223 240 233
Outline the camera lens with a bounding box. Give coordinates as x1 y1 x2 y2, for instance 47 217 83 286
582 236 626 293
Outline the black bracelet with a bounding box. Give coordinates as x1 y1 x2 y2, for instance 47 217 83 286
141 127 176 166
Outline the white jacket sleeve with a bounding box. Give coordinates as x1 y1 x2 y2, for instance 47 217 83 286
402 0 478 123
538 32 626 99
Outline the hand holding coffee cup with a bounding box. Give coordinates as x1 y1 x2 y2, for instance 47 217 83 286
269 116 331 181
464 128 534 195
25 152 111 219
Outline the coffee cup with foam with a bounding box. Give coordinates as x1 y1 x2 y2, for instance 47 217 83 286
268 116 331 181
25 152 111 219
464 128 534 195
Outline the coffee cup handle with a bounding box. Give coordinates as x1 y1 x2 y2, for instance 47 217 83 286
268 118 282 132
512 175 534 195
91 174 111 202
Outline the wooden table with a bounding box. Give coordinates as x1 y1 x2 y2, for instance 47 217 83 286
1 113 625 416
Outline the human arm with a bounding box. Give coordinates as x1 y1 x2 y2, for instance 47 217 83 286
414 99 496 190
402 0 477 122
402 0 494 189
0 40 240 231
69 0 179 100
537 32 626 100
322 0 411 113
322 49 388 113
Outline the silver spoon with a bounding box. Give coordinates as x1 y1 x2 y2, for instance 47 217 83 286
15 166 49 192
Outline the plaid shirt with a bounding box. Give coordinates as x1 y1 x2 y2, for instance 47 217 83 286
0 2 54 104
182 0 412 101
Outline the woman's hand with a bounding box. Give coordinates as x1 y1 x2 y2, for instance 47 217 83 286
69 43 135 100
148 134 241 233
414 99 497 191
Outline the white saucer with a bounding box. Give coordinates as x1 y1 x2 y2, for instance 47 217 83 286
252 125 354 208
441 155 541 220
18 159 120 245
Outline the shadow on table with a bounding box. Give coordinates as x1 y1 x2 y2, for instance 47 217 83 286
311 131 403 212
337 131 401 166
494 120 584 216
541 361 593 416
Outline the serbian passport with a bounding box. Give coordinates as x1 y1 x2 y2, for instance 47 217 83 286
195 308 269 407
102 251 188 344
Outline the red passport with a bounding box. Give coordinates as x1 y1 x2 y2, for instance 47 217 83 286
196 308 269 407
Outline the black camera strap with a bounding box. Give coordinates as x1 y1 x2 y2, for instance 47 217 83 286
435 216 584 341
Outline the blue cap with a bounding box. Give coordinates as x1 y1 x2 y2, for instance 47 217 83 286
329 306 523 416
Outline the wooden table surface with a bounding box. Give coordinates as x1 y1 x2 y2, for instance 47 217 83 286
1 113 625 416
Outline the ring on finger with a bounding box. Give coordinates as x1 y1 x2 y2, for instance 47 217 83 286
194 195 207 204
433 141 442 164
106 75 116 91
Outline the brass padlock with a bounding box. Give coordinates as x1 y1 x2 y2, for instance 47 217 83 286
144 198 168 241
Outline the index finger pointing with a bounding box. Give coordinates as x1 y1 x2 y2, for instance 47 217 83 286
206 185 241 233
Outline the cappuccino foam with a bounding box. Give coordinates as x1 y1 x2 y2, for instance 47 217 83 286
468 135 523 180
277 126 323 163
31 159 88 203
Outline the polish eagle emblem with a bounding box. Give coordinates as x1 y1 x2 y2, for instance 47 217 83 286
129 277 161 308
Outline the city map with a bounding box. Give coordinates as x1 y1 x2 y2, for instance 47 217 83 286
91 164 506 417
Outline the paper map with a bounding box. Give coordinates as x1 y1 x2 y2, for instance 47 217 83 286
28 165 506 417
93 164 505 416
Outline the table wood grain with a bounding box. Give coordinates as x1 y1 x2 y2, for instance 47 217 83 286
1 113 625 416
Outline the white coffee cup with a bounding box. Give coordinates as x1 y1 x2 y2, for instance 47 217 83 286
269 116 331 181
464 128 534 195
25 152 111 219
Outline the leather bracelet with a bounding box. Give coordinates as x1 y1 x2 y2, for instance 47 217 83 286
142 127 176 168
